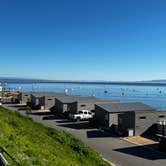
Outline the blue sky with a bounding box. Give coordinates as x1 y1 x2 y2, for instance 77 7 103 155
0 0 166 81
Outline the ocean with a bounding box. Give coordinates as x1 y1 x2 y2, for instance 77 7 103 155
5 82 166 110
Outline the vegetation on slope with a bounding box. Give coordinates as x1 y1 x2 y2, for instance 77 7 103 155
0 107 110 166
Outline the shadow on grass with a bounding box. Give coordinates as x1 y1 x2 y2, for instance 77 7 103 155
114 144 166 160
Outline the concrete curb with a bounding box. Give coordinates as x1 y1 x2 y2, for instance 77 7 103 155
101 156 116 166
123 137 142 146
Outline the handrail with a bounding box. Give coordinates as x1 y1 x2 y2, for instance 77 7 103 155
0 147 21 166
0 153 9 166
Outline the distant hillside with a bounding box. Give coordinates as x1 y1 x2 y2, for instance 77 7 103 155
0 77 47 83
1 77 166 86
141 80 166 83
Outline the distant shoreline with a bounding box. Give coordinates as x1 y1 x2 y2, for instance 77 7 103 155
4 81 166 86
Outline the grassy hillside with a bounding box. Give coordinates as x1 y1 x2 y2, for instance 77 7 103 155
0 107 110 166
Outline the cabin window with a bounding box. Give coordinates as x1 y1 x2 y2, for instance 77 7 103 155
48 99 52 101
139 116 146 120
80 104 86 107
159 115 165 118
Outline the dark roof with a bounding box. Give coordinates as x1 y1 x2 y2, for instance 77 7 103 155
96 102 155 113
95 99 120 103
56 95 97 103
31 92 66 98
77 96 97 103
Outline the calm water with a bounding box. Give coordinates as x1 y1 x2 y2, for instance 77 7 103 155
5 82 166 110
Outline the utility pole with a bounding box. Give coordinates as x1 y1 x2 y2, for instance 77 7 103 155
0 83 3 103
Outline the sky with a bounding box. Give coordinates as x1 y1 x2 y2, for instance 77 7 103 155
0 0 166 81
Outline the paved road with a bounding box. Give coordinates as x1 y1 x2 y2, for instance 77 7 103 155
3 104 166 166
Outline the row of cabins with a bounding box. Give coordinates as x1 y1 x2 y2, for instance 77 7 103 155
55 95 120 115
20 92 120 114
19 92 166 137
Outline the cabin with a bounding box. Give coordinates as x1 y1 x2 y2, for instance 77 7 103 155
30 93 43 109
28 92 67 110
19 92 31 104
39 93 67 110
94 102 160 136
55 95 91 114
55 95 120 115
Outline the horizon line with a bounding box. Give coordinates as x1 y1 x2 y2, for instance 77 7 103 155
1 76 166 84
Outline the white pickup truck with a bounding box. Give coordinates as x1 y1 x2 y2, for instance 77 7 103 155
69 110 93 121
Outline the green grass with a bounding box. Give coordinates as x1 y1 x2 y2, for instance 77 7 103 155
0 107 110 166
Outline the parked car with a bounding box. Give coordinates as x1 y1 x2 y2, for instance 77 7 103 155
69 110 93 121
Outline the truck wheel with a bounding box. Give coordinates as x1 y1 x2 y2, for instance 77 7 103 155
76 117 80 122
